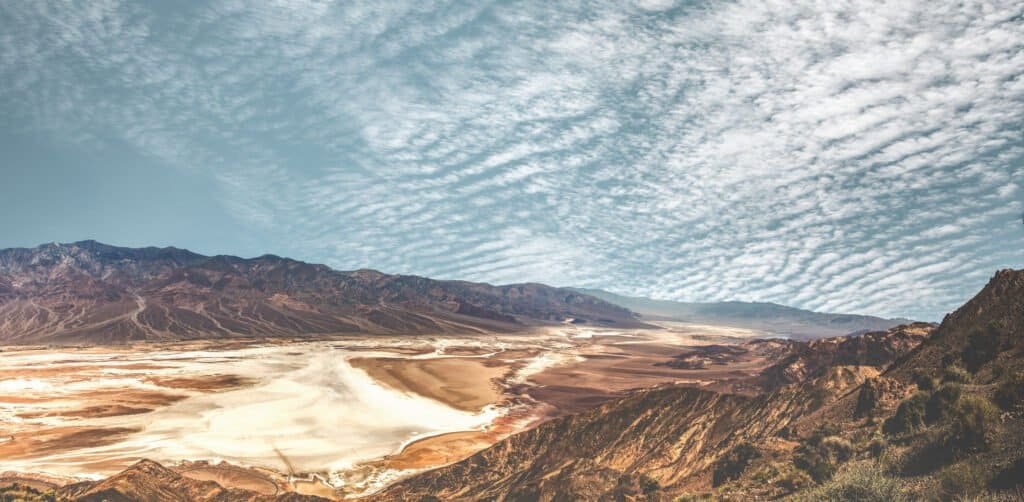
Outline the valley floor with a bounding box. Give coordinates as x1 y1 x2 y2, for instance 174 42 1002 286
0 322 779 499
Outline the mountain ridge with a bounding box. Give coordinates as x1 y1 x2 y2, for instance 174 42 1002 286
572 287 913 339
0 241 645 345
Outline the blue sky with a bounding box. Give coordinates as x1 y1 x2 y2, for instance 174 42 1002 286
1 1 1021 320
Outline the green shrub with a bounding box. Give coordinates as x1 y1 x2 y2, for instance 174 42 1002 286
883 392 928 436
994 371 1024 411
943 365 972 384
938 461 989 499
963 322 1004 372
925 383 962 424
945 395 999 454
856 379 881 418
913 369 937 391
712 441 760 486
790 463 910 502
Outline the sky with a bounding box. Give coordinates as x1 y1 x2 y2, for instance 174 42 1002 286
0 1 1021 320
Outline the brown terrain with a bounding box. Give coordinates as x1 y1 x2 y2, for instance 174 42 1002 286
365 270 1024 500
0 241 644 345
1 244 1020 501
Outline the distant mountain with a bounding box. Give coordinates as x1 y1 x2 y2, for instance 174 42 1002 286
0 241 644 344
571 288 913 339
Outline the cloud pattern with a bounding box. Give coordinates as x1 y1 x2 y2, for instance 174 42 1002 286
1 0 1022 319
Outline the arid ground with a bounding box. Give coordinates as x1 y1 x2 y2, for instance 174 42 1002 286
0 322 779 499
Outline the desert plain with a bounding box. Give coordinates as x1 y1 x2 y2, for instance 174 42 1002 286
0 322 781 499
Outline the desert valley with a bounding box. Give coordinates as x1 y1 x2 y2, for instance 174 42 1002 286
0 325 778 499
0 241 1021 501
1 2 1021 498
0 242 806 499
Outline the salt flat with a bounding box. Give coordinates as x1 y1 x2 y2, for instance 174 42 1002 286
0 323 776 498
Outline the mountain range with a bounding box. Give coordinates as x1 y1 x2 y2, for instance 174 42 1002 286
573 288 912 339
0 241 917 346
0 241 643 344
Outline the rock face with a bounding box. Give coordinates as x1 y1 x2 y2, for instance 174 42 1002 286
0 241 644 344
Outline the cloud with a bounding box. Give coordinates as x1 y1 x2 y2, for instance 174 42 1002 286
0 0 1021 320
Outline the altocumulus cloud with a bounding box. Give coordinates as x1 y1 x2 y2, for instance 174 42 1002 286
1 0 1021 320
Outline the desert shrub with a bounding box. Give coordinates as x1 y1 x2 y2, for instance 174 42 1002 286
913 369 937 391
638 474 660 494
865 437 887 458
776 466 814 493
807 423 841 444
883 392 928 436
990 457 1024 491
856 379 881 418
751 461 814 494
994 371 1024 411
0 484 56 502
963 322 1004 372
809 386 832 410
712 441 760 486
794 436 854 483
938 461 990 499
945 395 1000 454
943 365 972 384
790 463 910 502
925 383 963 424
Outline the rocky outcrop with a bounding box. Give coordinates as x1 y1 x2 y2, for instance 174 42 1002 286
757 322 934 389
0 241 645 344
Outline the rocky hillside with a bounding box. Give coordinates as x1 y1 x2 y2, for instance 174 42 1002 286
0 241 644 344
378 270 1024 500
376 327 933 500
53 460 326 502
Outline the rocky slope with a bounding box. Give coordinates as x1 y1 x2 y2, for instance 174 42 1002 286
375 327 933 500
53 460 326 502
378 270 1024 500
0 241 644 344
